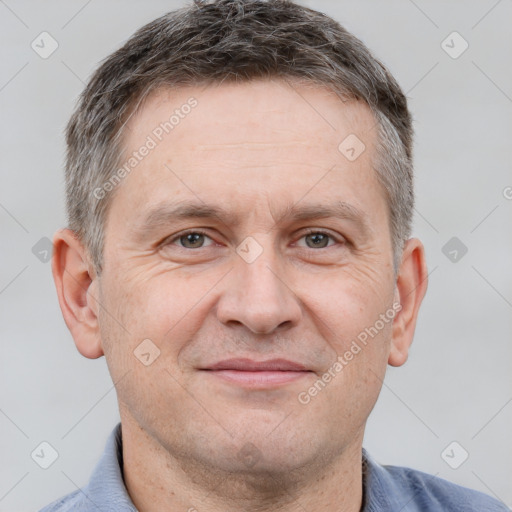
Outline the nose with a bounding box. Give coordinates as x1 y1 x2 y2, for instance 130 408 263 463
215 244 302 335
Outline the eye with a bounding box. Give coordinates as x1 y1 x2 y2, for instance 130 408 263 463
162 229 343 252
167 230 215 249
296 230 340 249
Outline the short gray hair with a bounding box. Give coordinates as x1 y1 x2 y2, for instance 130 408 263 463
65 0 414 275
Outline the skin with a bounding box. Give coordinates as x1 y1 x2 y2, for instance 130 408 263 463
52 79 428 512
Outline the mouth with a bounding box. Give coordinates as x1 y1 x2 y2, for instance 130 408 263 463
200 358 313 388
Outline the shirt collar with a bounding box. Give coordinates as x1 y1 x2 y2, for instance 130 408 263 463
84 422 137 511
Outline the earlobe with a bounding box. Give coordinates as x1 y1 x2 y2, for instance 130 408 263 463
388 238 428 367
51 228 104 359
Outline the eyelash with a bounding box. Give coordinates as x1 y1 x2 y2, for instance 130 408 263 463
164 228 343 250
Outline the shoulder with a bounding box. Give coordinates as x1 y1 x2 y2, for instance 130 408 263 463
38 490 87 512
38 423 137 512
363 451 508 512
385 465 507 512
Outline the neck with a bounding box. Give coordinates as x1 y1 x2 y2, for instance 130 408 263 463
121 415 364 512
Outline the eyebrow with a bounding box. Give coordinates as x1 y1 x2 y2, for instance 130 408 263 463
132 199 372 239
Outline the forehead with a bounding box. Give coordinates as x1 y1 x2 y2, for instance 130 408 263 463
113 79 384 225
125 79 376 150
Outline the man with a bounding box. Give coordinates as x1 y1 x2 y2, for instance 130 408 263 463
42 0 507 510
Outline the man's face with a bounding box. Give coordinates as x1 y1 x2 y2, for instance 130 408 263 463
97 79 398 474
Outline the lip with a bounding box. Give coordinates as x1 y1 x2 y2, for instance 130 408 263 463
206 358 308 372
201 358 312 388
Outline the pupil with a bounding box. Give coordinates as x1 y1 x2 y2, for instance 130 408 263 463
183 233 203 247
308 233 328 248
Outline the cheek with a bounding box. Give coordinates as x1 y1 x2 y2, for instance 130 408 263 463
98 273 198 433
107 265 198 330
99 266 223 370
299 266 394 401
301 321 392 435
299 265 393 337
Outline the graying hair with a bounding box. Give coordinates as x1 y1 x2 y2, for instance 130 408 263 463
65 0 414 275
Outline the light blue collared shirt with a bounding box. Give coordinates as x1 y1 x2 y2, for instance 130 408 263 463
39 423 508 511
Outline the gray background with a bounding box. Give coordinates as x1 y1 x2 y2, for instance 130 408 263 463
1 1 511 510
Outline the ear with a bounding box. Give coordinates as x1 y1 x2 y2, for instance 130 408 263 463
51 228 104 359
388 238 428 367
